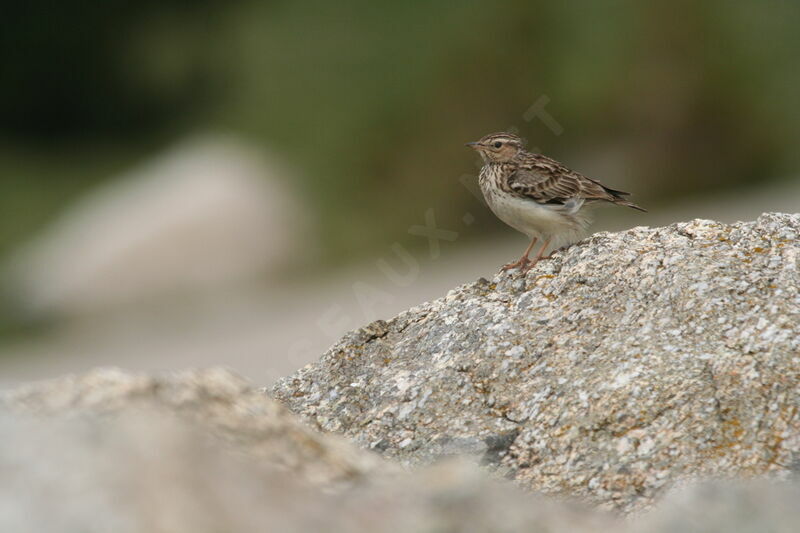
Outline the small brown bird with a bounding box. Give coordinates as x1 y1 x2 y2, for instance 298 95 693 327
467 132 644 273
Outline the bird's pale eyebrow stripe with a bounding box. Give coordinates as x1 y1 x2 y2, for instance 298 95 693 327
483 133 522 143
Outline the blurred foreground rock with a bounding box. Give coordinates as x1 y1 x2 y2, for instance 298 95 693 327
4 137 308 315
3 367 800 532
0 368 611 532
2 368 382 488
274 213 800 513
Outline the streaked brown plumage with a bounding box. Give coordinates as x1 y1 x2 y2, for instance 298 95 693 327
466 132 645 273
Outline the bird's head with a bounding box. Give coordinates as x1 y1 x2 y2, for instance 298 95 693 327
466 132 525 163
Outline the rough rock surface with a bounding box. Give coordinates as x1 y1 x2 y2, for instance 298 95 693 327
3 368 800 532
2 367 385 487
274 213 800 513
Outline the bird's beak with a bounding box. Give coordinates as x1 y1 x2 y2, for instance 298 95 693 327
465 141 481 150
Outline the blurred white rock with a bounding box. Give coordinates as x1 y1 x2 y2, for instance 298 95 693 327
4 136 310 316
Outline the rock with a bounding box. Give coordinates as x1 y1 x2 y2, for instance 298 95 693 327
2 367 800 531
630 479 800 533
0 410 610 532
2 367 384 487
0 410 308 533
3 137 309 316
0 367 611 532
273 213 800 513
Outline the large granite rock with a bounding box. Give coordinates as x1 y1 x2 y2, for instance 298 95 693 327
274 213 800 513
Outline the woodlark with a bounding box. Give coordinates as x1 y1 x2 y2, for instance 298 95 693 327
467 132 645 273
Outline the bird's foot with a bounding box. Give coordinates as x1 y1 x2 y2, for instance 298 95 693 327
501 257 530 272
519 252 555 273
520 257 542 273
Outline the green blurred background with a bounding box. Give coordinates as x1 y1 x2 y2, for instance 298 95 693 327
3 0 799 260
0 1 798 379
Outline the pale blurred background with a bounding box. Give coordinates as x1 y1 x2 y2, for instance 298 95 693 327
1 1 798 387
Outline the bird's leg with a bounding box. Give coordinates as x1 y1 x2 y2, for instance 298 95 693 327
522 237 552 272
501 237 538 271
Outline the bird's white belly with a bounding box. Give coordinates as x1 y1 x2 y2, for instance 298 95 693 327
489 193 568 236
483 190 592 248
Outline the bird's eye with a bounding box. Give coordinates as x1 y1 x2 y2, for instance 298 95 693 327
493 141 502 148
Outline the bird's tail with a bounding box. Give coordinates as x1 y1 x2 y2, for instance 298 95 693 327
604 186 647 212
615 199 647 212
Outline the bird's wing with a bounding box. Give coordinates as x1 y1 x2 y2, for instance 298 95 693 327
506 154 645 211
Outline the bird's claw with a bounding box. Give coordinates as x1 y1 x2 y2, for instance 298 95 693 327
502 257 531 272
